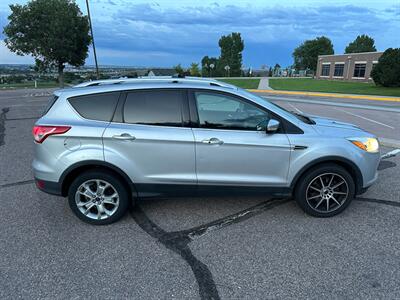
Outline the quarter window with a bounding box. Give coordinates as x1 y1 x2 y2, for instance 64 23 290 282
334 64 344 77
124 90 184 127
195 92 269 131
68 92 120 121
353 63 366 78
43 95 59 115
321 64 330 76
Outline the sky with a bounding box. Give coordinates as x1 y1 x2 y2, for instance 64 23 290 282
0 0 399 68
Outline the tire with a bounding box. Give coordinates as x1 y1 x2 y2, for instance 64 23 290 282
294 163 355 217
68 170 130 225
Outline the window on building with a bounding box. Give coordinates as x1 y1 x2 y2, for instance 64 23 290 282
321 64 330 76
334 64 344 77
353 63 366 78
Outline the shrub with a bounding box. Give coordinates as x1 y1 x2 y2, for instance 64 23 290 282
371 48 400 87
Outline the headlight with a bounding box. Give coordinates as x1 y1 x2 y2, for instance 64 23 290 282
348 137 379 153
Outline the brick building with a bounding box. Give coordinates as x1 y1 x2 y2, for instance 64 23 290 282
316 51 382 82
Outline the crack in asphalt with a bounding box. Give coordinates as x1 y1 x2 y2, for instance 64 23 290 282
5 117 39 121
0 179 35 189
182 198 290 241
130 198 290 300
0 138 397 299
0 107 10 146
130 186 400 299
356 197 400 207
130 205 220 300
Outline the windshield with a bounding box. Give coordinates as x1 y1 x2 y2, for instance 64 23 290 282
268 101 315 124
237 88 314 124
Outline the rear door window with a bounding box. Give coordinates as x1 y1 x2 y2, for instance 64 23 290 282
68 92 120 121
123 90 184 127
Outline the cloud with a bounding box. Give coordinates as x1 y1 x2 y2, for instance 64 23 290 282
0 1 398 67
89 2 396 66
115 3 384 33
0 40 34 64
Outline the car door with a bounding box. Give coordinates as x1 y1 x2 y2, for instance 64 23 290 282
190 90 291 188
103 89 196 197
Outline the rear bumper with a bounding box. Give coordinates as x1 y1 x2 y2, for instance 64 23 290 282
34 178 62 196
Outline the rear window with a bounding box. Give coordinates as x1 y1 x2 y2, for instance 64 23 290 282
123 90 184 127
68 92 120 121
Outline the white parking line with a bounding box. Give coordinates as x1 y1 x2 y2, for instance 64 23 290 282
27 99 48 103
287 103 303 114
381 149 400 159
262 95 400 113
334 108 395 129
9 104 45 107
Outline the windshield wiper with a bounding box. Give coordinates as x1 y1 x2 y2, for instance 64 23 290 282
293 112 315 125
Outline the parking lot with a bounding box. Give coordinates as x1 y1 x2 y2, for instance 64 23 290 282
0 88 399 299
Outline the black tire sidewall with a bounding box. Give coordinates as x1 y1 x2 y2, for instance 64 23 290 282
68 170 130 225
295 164 355 217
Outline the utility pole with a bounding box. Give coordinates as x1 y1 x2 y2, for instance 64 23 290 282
86 0 99 79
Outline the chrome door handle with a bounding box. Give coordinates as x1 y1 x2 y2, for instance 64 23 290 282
202 138 223 145
112 133 136 141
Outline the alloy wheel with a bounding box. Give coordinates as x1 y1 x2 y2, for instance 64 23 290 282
75 179 119 220
306 173 349 213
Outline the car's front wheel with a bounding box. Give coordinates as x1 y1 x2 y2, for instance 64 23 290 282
294 164 355 217
68 170 130 225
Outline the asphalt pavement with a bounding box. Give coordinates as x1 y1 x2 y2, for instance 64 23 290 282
259 92 400 144
0 88 399 299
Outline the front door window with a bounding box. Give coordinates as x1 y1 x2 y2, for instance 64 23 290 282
195 92 269 131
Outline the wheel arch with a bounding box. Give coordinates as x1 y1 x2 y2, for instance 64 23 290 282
59 160 137 198
290 156 363 194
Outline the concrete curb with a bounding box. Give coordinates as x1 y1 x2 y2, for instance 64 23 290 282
379 138 400 148
248 89 400 102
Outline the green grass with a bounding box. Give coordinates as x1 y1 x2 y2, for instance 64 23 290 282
217 78 260 89
268 78 400 97
0 81 60 89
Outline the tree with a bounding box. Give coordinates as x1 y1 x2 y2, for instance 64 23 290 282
272 63 281 76
173 64 184 75
345 35 376 54
293 36 334 73
3 0 91 87
201 56 219 77
125 71 138 78
189 63 201 77
371 48 400 87
218 32 244 77
268 67 273 77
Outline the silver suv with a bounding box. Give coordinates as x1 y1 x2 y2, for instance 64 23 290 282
33 77 380 225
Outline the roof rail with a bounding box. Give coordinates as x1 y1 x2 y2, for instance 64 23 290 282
72 76 235 89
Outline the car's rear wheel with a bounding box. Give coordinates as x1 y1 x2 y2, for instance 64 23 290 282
294 164 355 217
68 170 130 225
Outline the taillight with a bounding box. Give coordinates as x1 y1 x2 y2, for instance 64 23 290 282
32 125 71 143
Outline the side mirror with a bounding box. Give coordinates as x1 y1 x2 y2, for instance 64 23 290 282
266 119 280 133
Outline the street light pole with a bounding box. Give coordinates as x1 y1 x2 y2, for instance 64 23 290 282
85 0 99 79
